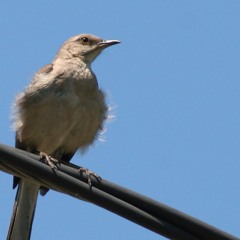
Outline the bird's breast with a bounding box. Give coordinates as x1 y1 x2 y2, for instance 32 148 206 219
16 78 107 155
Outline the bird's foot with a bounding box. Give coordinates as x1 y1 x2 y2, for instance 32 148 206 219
78 167 101 186
40 152 59 170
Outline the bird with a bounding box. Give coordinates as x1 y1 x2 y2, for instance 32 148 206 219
7 33 120 240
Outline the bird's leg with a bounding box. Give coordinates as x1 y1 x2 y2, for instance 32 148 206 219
39 152 59 170
78 167 101 186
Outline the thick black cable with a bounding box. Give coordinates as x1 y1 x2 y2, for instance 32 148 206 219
0 144 239 240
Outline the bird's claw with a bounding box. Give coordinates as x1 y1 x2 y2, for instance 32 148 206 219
40 152 59 170
78 167 101 186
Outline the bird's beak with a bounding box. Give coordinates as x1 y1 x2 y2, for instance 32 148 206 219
98 40 121 49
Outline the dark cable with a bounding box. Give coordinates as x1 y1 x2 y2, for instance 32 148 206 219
0 144 238 240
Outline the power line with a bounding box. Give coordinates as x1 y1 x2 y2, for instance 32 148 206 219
0 144 238 240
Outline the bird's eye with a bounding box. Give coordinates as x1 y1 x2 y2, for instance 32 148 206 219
81 37 89 44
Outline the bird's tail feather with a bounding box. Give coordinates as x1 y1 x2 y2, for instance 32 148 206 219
7 180 40 240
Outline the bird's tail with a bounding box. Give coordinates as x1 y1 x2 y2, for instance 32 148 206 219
7 180 40 240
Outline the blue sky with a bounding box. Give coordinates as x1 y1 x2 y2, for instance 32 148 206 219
1 1 240 239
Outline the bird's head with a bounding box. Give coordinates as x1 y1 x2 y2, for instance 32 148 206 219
57 34 120 64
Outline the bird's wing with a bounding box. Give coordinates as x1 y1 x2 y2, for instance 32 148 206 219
37 63 53 74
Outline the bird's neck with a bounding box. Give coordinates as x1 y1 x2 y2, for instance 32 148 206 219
53 56 95 80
